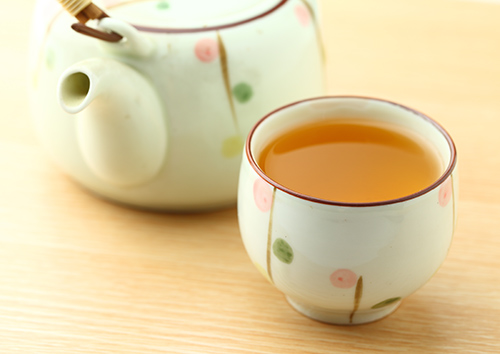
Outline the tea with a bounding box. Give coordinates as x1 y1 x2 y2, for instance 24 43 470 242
258 118 443 203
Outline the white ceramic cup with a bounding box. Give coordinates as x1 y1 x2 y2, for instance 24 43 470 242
237 96 458 325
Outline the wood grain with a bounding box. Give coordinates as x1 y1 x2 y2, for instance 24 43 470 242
1 0 499 352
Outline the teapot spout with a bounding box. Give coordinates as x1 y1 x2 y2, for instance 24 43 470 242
58 58 166 186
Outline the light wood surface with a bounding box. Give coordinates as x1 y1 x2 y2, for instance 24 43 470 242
1 0 499 352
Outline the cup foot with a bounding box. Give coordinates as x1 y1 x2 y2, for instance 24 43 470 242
286 296 401 325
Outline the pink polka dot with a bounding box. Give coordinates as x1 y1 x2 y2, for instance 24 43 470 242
330 269 358 289
439 177 453 207
194 38 219 62
294 4 311 27
253 178 273 212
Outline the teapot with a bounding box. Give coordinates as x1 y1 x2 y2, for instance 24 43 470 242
28 0 325 211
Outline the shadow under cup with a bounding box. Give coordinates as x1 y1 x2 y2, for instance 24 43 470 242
237 96 457 325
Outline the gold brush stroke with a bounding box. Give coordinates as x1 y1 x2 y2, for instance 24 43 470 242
349 276 363 324
300 0 326 64
217 31 240 133
266 187 277 284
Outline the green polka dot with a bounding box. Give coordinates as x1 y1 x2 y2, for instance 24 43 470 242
45 48 55 70
156 1 169 10
273 238 294 264
232 82 253 103
371 297 401 309
221 135 243 158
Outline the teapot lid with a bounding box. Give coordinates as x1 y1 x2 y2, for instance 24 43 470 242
105 0 286 31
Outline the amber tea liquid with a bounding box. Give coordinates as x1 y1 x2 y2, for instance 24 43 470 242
258 118 443 203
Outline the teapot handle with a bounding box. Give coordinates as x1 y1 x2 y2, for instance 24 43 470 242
72 17 154 57
71 22 122 42
96 17 154 58
57 0 123 42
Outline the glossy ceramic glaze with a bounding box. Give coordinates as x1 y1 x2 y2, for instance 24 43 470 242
28 0 325 210
237 96 458 325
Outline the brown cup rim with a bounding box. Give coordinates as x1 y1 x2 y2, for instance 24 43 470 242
246 95 458 208
113 0 288 34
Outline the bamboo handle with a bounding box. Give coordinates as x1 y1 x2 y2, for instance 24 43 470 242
56 0 123 42
57 0 108 23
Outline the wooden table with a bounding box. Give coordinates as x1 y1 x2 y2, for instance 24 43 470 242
1 0 499 352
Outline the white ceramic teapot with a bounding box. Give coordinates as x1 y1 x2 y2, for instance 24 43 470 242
28 0 325 211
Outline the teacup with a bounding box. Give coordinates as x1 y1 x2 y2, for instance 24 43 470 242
237 96 457 325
